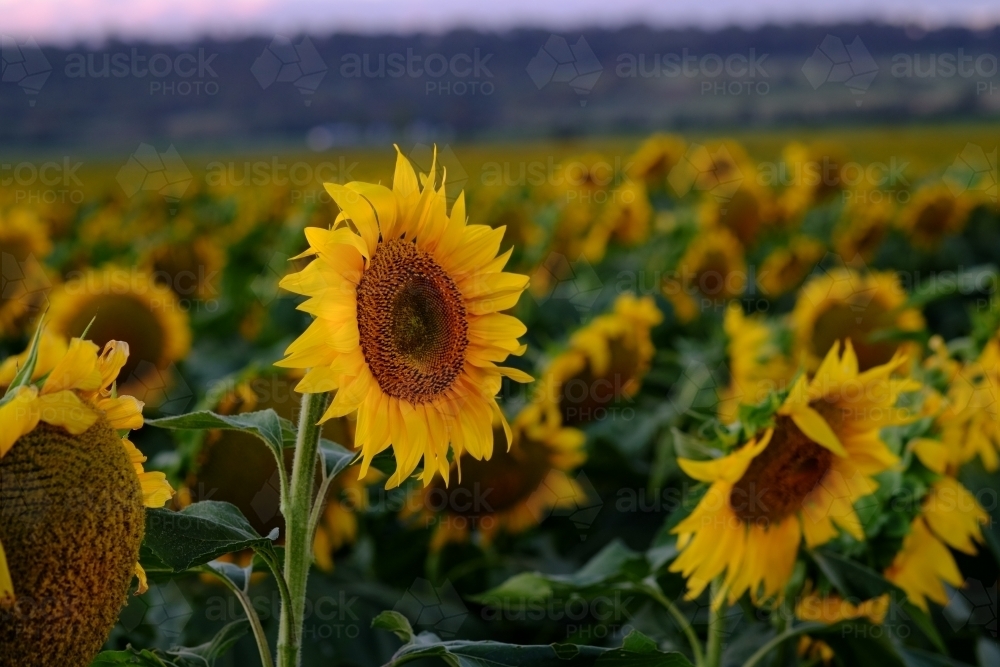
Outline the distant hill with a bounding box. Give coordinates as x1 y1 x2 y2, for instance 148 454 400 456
1 23 997 150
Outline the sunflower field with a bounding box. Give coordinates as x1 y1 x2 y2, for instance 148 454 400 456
1 125 998 667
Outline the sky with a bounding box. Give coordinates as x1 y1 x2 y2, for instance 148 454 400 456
3 0 999 45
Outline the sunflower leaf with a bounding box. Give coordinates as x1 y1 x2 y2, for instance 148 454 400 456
144 501 279 572
146 409 287 459
319 438 356 479
810 548 903 600
1 317 45 403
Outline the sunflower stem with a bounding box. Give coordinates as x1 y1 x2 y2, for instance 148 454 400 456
200 565 274 667
640 582 705 667
705 580 725 667
277 391 329 667
741 623 827 667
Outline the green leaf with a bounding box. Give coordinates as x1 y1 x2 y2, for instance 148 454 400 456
810 548 903 600
907 265 998 309
379 631 693 667
319 438 356 479
0 318 45 404
146 409 289 460
372 610 415 643
205 559 254 593
91 648 168 666
898 646 975 667
90 621 249 667
900 601 947 655
144 501 278 572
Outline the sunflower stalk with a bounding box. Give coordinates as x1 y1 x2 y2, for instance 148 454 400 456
705 580 725 667
277 391 331 667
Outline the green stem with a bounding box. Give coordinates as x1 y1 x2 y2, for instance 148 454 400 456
277 391 329 667
705 580 725 667
200 566 274 667
641 583 705 667
741 623 826 667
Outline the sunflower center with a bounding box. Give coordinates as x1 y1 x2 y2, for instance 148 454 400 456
357 238 468 403
810 298 898 371
729 415 833 524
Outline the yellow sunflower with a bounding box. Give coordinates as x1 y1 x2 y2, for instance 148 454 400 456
885 477 987 611
718 304 793 424
897 184 982 250
0 207 55 338
758 237 826 297
667 140 752 204
795 589 890 663
938 335 1000 470
525 294 662 430
698 178 775 248
833 193 895 263
143 235 225 302
0 334 173 665
663 228 746 323
45 267 192 398
581 181 653 261
405 410 588 551
671 341 915 607
792 268 924 372
277 147 532 489
627 133 687 191
777 142 850 224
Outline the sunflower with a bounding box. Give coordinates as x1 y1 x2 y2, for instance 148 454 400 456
777 142 850 224
698 178 775 248
792 268 924 373
0 334 173 666
897 184 982 250
671 341 915 607
717 304 793 424
143 234 225 302
525 294 662 430
936 335 1000 471
0 207 55 338
277 147 532 489
405 410 588 551
667 140 752 204
833 193 895 263
581 181 653 261
177 367 374 569
795 589 890 663
663 228 746 323
885 477 987 611
627 133 687 191
758 237 826 297
46 267 192 398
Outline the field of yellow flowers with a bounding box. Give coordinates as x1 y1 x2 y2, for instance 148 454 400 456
1 125 998 667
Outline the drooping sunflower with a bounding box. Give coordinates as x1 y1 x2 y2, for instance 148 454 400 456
833 193 895 263
663 228 746 323
46 267 192 398
627 133 687 192
278 147 532 488
404 409 588 552
795 588 890 663
885 477 987 611
0 207 55 339
758 237 826 297
581 181 653 261
792 268 924 372
0 334 173 666
717 304 793 424
525 294 662 430
897 184 982 250
671 341 916 607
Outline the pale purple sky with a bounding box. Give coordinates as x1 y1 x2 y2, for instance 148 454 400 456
3 0 999 45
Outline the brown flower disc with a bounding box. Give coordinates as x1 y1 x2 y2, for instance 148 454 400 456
0 417 144 667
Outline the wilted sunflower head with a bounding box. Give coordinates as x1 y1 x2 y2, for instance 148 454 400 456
792 268 924 372
0 333 173 667
898 184 982 250
528 294 662 429
277 146 532 489
663 228 747 323
671 341 916 607
46 267 192 399
409 410 587 551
